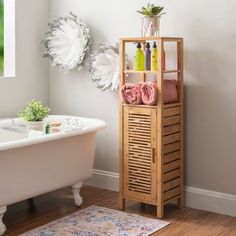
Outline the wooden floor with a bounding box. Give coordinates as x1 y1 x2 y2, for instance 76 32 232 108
4 186 236 235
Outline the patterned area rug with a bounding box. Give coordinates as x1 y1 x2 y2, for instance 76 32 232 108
21 205 169 236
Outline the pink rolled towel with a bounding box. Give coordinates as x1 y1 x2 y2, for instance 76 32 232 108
141 80 178 105
120 83 142 105
141 81 157 105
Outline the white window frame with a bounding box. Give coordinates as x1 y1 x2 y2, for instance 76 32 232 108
3 0 15 78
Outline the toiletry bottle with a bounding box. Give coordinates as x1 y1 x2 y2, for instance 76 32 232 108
133 42 144 71
151 41 158 71
45 123 51 134
145 42 151 70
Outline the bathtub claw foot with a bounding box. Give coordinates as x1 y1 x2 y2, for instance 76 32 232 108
71 182 83 207
0 206 7 236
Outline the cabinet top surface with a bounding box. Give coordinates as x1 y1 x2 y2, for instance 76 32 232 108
119 37 183 42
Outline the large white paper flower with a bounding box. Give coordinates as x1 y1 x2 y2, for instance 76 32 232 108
88 45 120 91
43 13 91 71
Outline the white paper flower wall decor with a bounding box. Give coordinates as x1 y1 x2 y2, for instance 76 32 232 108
88 44 121 91
43 12 92 71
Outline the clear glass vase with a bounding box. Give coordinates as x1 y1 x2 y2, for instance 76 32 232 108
141 16 160 37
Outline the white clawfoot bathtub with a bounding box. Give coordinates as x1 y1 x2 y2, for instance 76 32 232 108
0 115 106 235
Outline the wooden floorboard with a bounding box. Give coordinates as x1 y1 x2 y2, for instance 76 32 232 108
3 186 236 235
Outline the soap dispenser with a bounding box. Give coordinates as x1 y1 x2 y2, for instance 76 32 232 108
133 42 144 71
151 41 158 71
145 42 151 70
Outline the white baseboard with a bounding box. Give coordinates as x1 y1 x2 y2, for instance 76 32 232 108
85 169 119 192
185 186 236 217
85 169 236 217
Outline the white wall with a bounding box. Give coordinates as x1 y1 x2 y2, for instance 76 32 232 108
0 0 49 117
52 0 236 196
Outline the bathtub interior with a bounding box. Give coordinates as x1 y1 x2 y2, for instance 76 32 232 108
0 115 106 152
0 115 101 144
0 129 28 143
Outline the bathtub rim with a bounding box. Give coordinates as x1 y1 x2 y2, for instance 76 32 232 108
0 115 106 152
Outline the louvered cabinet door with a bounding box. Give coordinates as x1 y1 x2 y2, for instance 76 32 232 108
123 106 157 203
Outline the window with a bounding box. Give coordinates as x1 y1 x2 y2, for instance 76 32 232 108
0 0 15 78
0 0 3 75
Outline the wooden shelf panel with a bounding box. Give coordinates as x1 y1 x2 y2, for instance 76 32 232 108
164 70 181 74
122 103 181 110
123 70 181 74
124 70 157 74
120 37 183 42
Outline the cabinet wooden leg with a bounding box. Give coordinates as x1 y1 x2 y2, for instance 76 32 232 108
119 196 125 210
157 204 164 219
177 196 184 208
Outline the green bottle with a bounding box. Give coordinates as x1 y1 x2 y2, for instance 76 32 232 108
133 43 144 71
151 42 158 71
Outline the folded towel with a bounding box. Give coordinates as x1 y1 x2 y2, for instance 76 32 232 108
141 80 177 105
120 83 142 105
141 81 157 105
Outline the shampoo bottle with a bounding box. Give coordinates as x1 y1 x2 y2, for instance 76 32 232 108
151 41 158 71
133 43 144 71
145 42 151 70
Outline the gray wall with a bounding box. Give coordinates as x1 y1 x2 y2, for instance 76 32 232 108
1 0 234 196
49 0 236 195
0 0 49 117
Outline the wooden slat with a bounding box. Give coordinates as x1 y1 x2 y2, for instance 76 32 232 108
164 195 181 204
163 133 181 145
164 106 181 117
163 70 181 73
128 148 151 154
164 168 181 182
164 151 180 164
128 173 151 181
164 178 181 192
164 115 180 126
164 160 181 173
164 142 180 154
129 181 151 188
164 103 181 108
128 162 151 169
164 124 180 136
164 186 181 201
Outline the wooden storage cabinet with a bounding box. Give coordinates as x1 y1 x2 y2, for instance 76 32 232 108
119 37 184 218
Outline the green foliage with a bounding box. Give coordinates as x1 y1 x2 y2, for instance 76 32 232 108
17 101 50 122
137 3 166 17
0 0 4 74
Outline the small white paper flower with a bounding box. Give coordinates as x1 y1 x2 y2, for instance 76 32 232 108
88 45 120 91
